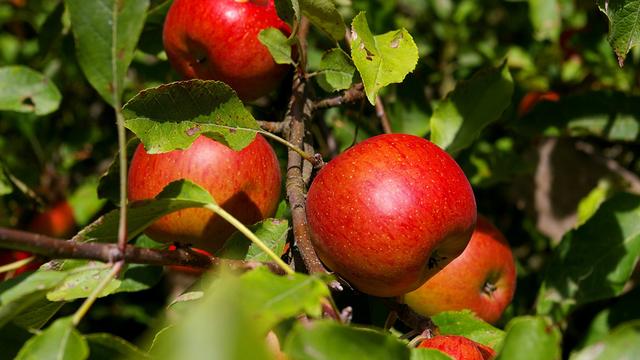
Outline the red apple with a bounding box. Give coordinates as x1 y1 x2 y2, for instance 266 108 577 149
0 250 40 281
163 0 291 101
306 134 477 297
403 216 516 324
418 335 496 360
127 135 281 253
28 200 76 238
517 91 559 117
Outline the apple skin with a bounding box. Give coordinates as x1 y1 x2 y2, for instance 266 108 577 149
306 134 477 297
418 335 496 360
517 91 559 117
128 135 281 253
403 216 516 324
163 0 291 101
0 250 40 281
28 200 76 238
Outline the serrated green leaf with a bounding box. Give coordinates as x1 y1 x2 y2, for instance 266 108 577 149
300 0 346 40
86 333 151 360
76 180 214 243
65 0 149 106
572 320 640 360
430 62 513 153
123 80 260 153
259 28 294 65
318 48 356 92
0 66 61 115
597 0 640 66
536 193 640 318
15 317 89 360
528 0 561 41
431 310 505 348
284 320 410 360
410 348 454 360
217 218 289 262
350 12 418 105
496 316 561 360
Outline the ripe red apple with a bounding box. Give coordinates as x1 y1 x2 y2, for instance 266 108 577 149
418 335 496 360
517 91 559 117
163 0 291 101
28 200 76 238
0 250 40 281
403 216 516 324
306 134 477 297
127 135 281 253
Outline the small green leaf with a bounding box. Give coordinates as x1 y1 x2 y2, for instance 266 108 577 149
580 287 640 348
15 317 89 360
576 179 614 227
123 80 260 153
430 62 514 153
597 0 640 66
258 28 294 65
0 168 12 196
284 320 410 360
65 0 149 106
410 348 454 360
77 180 214 243
0 66 62 115
431 310 505 348
496 316 561 360
536 193 640 318
274 0 299 25
217 218 289 262
528 0 561 41
68 176 107 226
168 291 204 308
300 0 346 41
571 320 640 359
86 333 151 360
350 12 418 105
318 48 356 92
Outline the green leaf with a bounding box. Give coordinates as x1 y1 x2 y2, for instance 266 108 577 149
350 12 418 105
430 62 514 154
217 218 289 262
496 316 561 360
528 0 561 41
0 167 12 196
0 66 62 115
410 348 455 360
13 299 65 330
317 48 356 92
571 320 640 360
76 180 214 243
122 80 260 153
536 193 640 318
517 91 640 141
15 317 89 360
274 0 299 25
300 0 346 41
597 0 640 66
284 320 410 360
65 0 149 106
580 286 640 348
68 176 107 226
431 310 505 349
258 28 294 65
576 179 614 227
86 333 151 360
238 268 329 333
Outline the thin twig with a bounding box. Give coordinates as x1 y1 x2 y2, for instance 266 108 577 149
258 120 286 134
375 95 393 134
72 260 124 325
0 227 287 275
313 83 365 110
384 300 437 333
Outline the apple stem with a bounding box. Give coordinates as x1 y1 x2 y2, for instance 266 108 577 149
203 203 295 275
71 260 124 326
0 256 35 276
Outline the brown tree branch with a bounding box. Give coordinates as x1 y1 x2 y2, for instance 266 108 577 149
375 95 393 134
0 227 287 275
384 300 437 333
258 120 286 134
284 17 328 276
313 83 365 110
